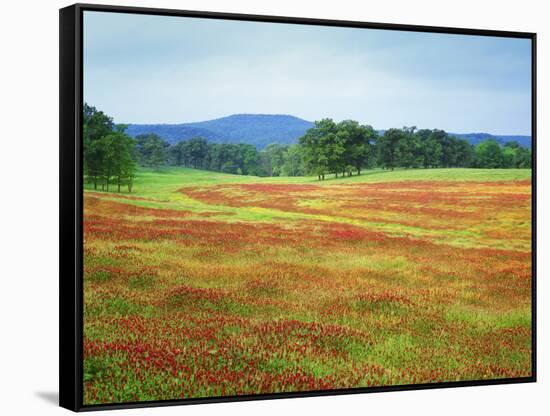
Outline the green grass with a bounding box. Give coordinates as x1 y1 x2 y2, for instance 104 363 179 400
85 166 531 198
445 306 532 329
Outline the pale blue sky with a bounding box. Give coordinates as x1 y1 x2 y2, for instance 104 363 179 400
83 11 532 135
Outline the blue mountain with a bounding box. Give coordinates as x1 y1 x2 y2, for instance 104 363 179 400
126 114 314 148
125 114 531 149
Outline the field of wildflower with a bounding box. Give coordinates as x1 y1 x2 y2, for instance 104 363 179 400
83 167 532 405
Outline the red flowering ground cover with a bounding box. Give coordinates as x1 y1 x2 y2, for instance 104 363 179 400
83 169 532 404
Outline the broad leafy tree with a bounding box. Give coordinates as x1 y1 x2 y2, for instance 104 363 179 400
83 103 137 192
474 140 503 168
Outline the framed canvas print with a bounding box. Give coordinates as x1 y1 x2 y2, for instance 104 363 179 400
59 3 536 411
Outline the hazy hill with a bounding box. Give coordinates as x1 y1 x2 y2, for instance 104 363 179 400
126 114 314 148
451 133 531 149
126 114 531 149
374 130 531 149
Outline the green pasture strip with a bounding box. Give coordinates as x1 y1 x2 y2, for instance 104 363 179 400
84 166 532 197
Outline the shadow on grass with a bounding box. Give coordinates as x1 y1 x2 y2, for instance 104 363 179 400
311 169 400 182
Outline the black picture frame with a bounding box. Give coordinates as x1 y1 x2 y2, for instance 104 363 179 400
60 3 537 412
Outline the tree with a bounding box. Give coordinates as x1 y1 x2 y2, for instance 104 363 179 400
502 141 531 168
170 141 187 166
83 103 114 141
474 140 503 168
186 137 209 168
439 132 456 167
429 129 450 168
98 135 115 191
82 104 137 192
299 119 337 180
515 146 532 168
416 129 441 168
395 126 421 168
94 125 136 192
240 144 260 175
261 143 286 176
325 127 345 178
83 103 115 189
378 128 404 170
150 140 168 169
454 138 474 167
111 126 137 192
336 120 377 176
84 138 105 190
502 146 517 168
213 144 239 173
135 134 168 169
281 145 304 176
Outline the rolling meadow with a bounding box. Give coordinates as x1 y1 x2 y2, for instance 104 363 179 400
83 167 532 404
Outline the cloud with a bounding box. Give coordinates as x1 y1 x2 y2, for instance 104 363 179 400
83 11 532 135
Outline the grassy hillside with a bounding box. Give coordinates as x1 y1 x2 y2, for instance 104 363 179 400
86 166 531 193
85 167 531 250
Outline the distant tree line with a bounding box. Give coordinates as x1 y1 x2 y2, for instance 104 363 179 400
84 104 532 188
299 119 531 179
134 118 531 180
133 134 305 177
83 104 136 192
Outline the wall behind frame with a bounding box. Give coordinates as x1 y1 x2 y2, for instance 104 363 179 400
0 0 547 415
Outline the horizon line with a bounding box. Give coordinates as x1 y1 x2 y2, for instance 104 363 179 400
115 113 531 137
